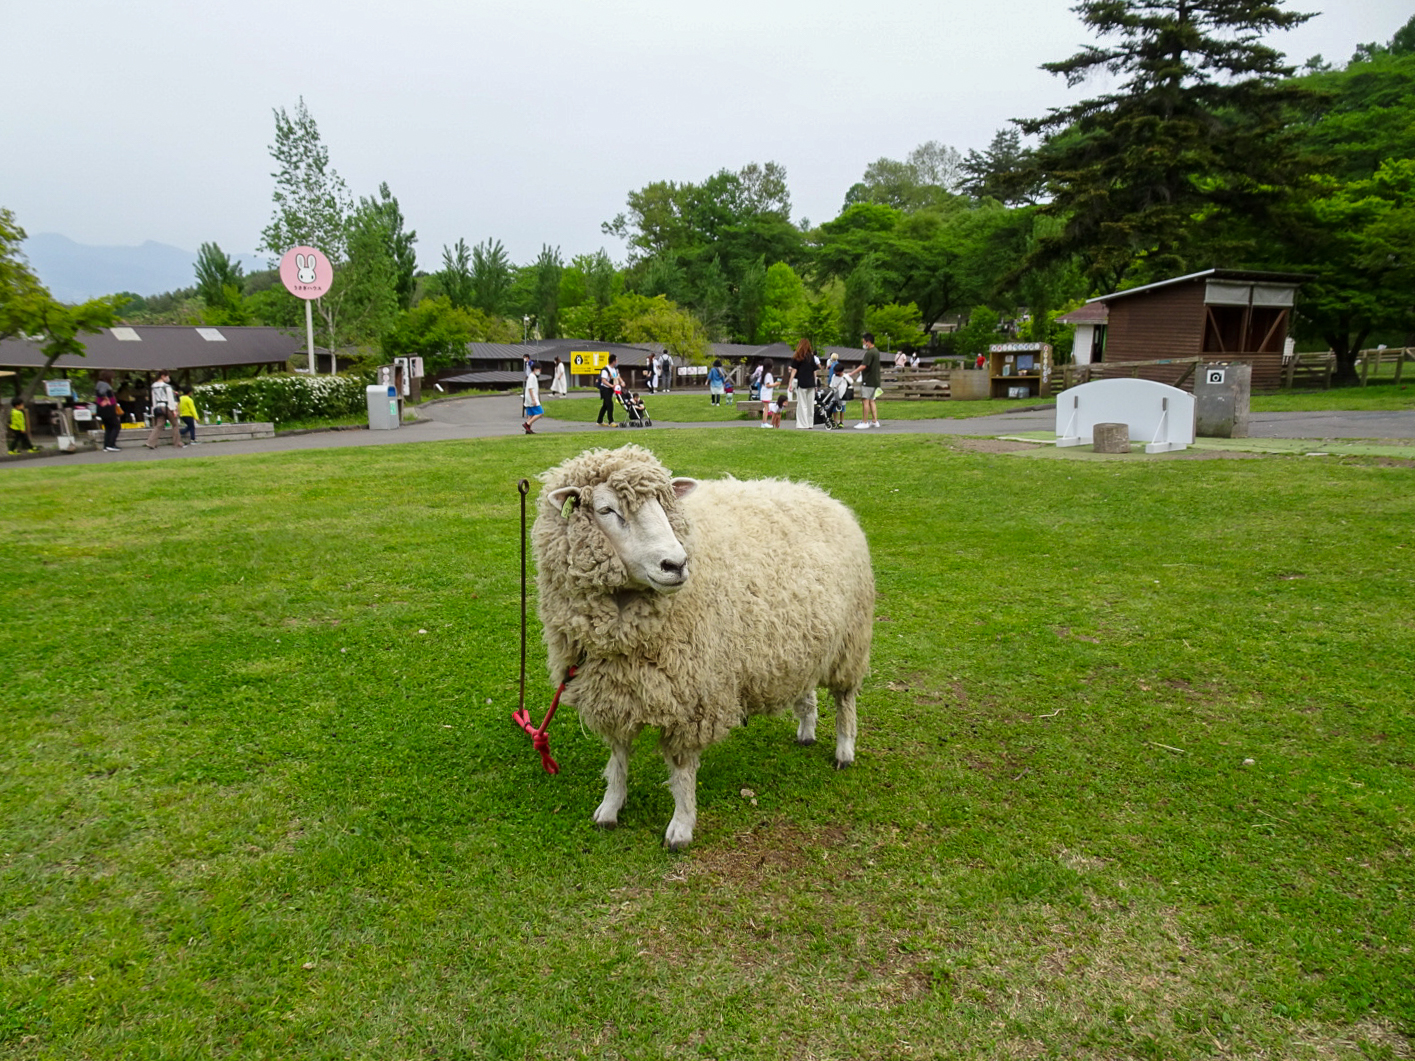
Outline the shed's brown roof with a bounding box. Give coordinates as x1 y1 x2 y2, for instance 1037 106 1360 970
0 325 302 372
1055 302 1110 325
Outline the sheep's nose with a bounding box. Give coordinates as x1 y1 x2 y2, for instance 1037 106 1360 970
659 558 685 580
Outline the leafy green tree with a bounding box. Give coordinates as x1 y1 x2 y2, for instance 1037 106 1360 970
469 238 512 316
951 307 1004 357
257 97 352 263
1291 27 1415 183
757 261 807 343
365 182 418 309
789 295 841 352
1017 0 1314 289
334 197 401 345
840 258 878 348
639 256 687 303
532 245 564 339
245 285 302 328
844 141 964 212
812 200 1018 332
439 239 474 309
382 296 516 371
734 256 766 343
1281 159 1415 381
961 128 1040 206
864 302 925 351
693 255 731 340
604 161 803 334
194 242 244 310
1 208 122 403
619 295 709 362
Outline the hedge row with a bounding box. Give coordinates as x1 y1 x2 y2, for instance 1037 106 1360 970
194 374 371 425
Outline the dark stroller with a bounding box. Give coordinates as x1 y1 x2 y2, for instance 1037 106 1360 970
618 390 652 428
814 385 843 429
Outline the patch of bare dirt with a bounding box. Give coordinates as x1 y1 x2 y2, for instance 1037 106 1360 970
953 438 1044 453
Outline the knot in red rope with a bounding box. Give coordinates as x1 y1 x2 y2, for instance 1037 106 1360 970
512 666 575 776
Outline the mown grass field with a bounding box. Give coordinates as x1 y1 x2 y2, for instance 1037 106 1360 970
537 380 1415 426
1 432 1412 1060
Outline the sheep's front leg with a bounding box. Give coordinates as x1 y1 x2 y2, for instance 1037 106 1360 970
663 750 701 851
593 735 635 827
794 687 819 745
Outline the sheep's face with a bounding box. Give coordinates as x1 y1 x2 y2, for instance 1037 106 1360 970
548 478 697 594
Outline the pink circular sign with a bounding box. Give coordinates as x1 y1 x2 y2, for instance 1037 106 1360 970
279 245 333 300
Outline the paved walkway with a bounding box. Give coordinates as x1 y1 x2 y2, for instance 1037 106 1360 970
6 393 1415 469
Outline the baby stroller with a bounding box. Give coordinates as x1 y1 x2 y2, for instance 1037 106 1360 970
814 385 843 430
618 390 652 428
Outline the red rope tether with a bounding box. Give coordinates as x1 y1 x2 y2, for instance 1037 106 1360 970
512 666 576 774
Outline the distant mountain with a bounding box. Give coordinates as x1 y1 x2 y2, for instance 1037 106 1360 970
24 233 268 304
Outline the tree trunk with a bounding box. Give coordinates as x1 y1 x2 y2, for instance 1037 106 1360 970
18 353 63 406
1326 327 1370 387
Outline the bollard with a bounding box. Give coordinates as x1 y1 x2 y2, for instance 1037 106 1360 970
1093 422 1130 453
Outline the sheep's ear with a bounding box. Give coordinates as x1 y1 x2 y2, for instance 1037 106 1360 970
670 477 698 500
547 486 581 518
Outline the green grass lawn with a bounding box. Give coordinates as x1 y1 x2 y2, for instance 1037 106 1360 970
542 379 1415 426
2 434 1412 1059
1251 381 1415 413
544 393 1047 422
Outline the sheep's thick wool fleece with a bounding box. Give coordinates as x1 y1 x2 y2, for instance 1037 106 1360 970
533 445 874 758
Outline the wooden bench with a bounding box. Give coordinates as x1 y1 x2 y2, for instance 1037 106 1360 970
736 400 794 418
881 377 950 400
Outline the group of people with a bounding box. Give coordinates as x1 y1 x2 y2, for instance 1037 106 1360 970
749 333 884 431
7 369 203 455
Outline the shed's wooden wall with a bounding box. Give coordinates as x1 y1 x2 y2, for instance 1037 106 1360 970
1102 280 1285 391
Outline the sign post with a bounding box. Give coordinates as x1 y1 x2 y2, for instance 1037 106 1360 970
279 246 334 373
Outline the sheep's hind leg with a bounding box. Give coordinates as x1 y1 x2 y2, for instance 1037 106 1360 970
832 687 858 769
662 749 701 851
794 687 819 745
593 734 636 828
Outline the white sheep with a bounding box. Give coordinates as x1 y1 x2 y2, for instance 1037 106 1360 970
532 444 874 849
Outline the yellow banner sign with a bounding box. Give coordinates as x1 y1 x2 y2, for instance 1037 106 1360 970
570 351 609 371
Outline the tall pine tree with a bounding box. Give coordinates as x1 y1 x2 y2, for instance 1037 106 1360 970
1018 0 1313 289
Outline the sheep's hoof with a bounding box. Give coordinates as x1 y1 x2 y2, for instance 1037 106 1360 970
663 821 694 851
833 757 854 770
796 737 817 747
594 819 618 830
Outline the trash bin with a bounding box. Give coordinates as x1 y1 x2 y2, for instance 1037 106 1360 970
367 384 400 430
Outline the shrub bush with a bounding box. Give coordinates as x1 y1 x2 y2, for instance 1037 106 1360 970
194 373 371 425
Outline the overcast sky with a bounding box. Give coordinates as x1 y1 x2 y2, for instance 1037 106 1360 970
2 0 1409 272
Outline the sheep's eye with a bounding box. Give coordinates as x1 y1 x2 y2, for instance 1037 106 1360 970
597 506 617 517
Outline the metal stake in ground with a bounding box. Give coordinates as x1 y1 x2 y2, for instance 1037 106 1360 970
511 477 570 773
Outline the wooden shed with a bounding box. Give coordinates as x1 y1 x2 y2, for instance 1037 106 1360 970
1078 269 1307 391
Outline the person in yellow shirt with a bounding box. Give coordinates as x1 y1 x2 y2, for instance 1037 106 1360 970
178 387 200 445
8 397 38 453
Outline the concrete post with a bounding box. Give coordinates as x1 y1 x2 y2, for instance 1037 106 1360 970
1194 362 1251 438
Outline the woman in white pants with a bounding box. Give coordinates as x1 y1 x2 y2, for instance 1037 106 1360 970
783 339 818 430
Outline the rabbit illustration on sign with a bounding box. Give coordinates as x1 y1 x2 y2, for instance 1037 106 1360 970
295 253 318 284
